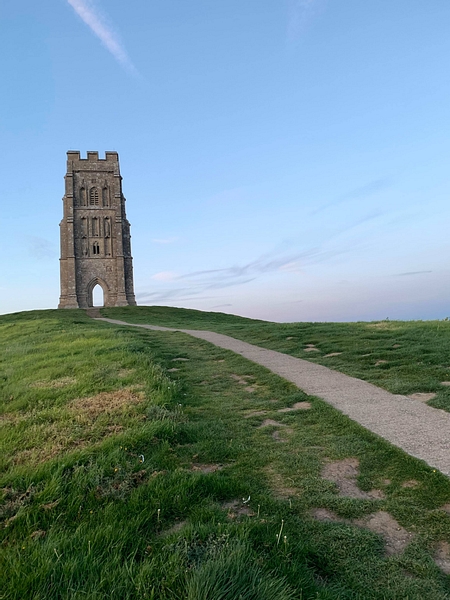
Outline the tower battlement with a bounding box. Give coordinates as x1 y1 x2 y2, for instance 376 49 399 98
66 151 119 162
59 150 136 309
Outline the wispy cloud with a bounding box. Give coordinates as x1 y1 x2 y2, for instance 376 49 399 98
151 271 179 282
394 270 433 277
138 242 353 303
66 0 139 76
209 304 233 309
310 178 392 216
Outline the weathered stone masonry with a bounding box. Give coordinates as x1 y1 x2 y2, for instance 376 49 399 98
58 151 137 308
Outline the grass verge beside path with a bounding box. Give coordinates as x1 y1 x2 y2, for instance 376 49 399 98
2 309 450 598
102 306 450 413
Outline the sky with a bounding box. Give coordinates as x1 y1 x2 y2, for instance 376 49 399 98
1 0 450 322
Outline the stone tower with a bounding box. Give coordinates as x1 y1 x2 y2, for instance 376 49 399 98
58 151 137 309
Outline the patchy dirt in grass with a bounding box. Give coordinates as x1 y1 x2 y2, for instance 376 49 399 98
278 402 312 413
117 369 135 378
167 368 179 372
258 419 287 428
434 541 450 574
272 428 293 442
222 500 255 519
264 466 298 498
94 469 149 500
11 390 145 466
30 529 46 540
401 480 419 489
310 508 413 555
324 352 342 358
375 360 388 366
244 410 268 418
256 419 293 441
172 357 189 362
311 508 344 522
69 388 145 418
321 458 385 500
30 377 76 389
355 511 414 555
366 322 401 330
191 463 224 474
286 336 294 340
230 373 255 385
159 520 187 537
1 485 37 526
392 344 401 348
408 393 436 402
439 503 450 515
304 347 320 353
41 499 60 511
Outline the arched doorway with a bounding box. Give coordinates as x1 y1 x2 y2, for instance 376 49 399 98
92 284 104 307
86 277 109 308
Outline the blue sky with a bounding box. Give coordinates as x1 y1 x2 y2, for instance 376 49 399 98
1 1 450 321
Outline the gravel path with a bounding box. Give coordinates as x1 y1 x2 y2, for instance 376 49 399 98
96 317 450 477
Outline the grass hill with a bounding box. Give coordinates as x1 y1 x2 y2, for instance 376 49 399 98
2 307 450 599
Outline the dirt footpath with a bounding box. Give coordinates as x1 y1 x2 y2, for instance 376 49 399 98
95 317 450 478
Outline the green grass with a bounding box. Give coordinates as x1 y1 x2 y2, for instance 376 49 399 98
102 305 450 411
2 308 450 598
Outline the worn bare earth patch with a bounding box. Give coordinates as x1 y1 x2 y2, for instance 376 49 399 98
30 377 76 389
311 508 413 555
355 511 413 555
264 465 298 498
69 389 145 418
191 463 223 474
321 458 385 499
434 541 450 574
278 402 312 413
222 500 255 519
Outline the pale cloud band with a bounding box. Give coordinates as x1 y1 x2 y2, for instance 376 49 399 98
66 0 139 76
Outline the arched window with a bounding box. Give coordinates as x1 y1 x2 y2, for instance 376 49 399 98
81 217 87 237
92 242 100 255
102 187 109 207
80 187 86 206
89 187 99 206
104 217 111 238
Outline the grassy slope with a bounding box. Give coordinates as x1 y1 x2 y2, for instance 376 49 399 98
1 309 450 598
102 305 450 412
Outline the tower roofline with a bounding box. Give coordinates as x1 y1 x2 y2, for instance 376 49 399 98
67 151 119 162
